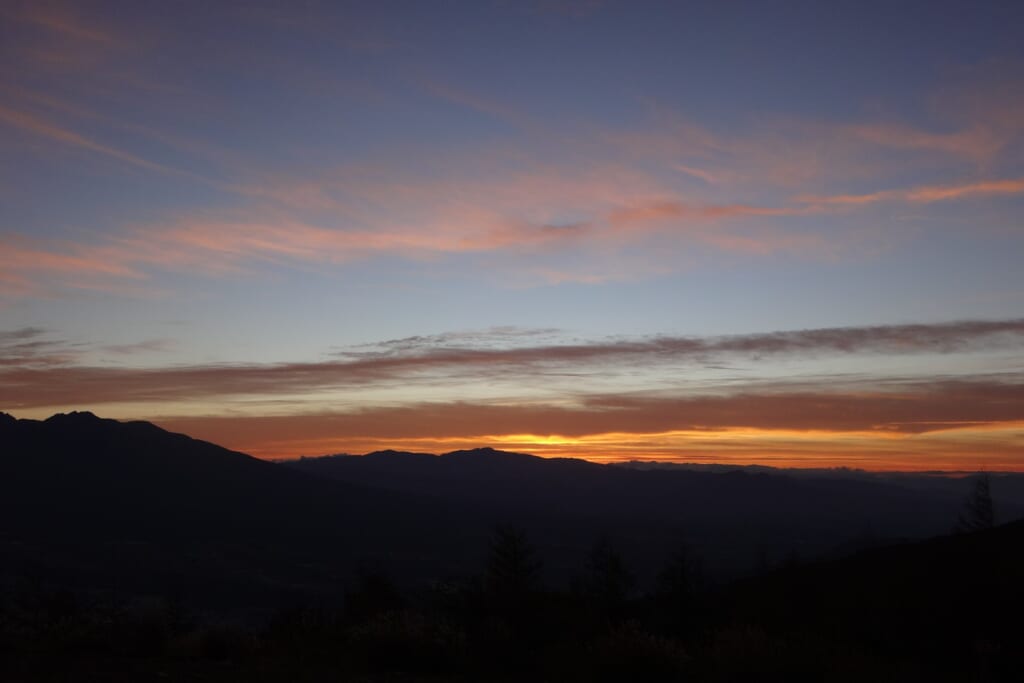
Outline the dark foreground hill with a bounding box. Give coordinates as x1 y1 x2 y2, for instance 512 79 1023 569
710 517 1024 681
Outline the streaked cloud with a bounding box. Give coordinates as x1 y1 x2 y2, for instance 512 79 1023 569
2 0 125 70
0 327 84 368
799 177 1024 206
3 319 1022 409
3 1 1022 473
100 339 173 355
842 122 1005 165
4 58 1024 300
156 380 1024 441
0 105 181 175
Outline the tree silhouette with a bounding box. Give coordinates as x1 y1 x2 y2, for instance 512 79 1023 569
579 536 634 623
957 472 995 532
345 565 406 623
653 541 703 636
480 525 543 658
484 526 541 604
656 542 699 603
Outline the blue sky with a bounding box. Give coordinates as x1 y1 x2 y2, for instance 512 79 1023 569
2 0 1023 467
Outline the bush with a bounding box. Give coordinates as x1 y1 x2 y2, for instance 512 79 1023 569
346 609 467 674
588 620 689 682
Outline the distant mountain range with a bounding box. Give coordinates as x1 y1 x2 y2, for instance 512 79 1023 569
3 412 1022 611
288 446 1024 572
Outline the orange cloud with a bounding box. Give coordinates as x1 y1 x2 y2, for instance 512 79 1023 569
0 193 824 298
4 70 1023 302
800 177 1024 206
603 200 827 254
844 122 1005 165
0 235 145 281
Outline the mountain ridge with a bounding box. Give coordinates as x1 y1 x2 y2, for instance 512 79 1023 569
4 412 1022 608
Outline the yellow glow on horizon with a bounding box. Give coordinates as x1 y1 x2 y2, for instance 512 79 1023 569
15 408 1020 472
229 422 1024 472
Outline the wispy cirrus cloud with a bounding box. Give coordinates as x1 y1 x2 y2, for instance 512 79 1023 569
1 0 125 70
4 47 1024 302
346 326 565 355
799 177 1024 206
0 105 183 176
0 328 175 369
3 319 1023 409
0 235 148 298
599 113 1013 193
842 122 1006 166
7 126 1019 301
100 339 173 355
590 67 1024 194
0 327 48 343
0 190 828 298
0 327 85 368
14 4 114 43
18 109 967 297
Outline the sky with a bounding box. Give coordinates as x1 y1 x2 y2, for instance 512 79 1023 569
1 0 1023 470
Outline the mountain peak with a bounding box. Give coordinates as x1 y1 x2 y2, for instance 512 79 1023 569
363 449 436 460
44 410 102 423
441 447 539 462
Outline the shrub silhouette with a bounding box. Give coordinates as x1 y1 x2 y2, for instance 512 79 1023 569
587 620 689 682
344 565 406 623
346 609 467 674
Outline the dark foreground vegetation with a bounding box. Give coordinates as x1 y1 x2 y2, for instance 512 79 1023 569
3 517 1024 682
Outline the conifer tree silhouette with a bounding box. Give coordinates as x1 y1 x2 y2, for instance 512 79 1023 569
654 541 703 636
580 537 634 623
484 526 541 604
957 472 995 532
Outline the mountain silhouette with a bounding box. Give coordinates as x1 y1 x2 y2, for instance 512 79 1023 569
0 412 496 606
288 445 1006 573
4 412 1021 610
4 413 1022 680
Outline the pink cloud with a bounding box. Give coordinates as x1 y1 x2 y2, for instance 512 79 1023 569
0 236 145 281
843 122 1006 165
799 177 1024 206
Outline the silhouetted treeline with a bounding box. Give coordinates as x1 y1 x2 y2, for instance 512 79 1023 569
4 520 1024 682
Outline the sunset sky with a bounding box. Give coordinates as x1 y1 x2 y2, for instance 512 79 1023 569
2 0 1023 469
